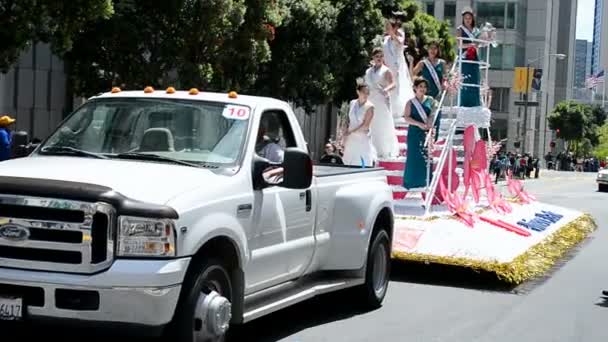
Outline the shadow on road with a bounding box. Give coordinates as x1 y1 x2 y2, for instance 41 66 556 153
389 260 517 293
229 289 372 342
595 296 608 308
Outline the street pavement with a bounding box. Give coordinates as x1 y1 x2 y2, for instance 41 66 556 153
232 170 607 342
10 170 608 341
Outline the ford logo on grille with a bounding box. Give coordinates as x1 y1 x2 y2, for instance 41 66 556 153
0 224 30 241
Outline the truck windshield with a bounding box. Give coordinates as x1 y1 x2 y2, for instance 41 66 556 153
39 98 250 165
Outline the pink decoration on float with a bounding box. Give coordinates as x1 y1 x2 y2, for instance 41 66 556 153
484 172 512 215
506 170 537 204
439 180 477 228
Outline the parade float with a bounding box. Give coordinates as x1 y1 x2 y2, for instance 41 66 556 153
372 27 597 285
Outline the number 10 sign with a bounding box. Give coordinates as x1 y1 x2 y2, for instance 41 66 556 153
222 105 250 120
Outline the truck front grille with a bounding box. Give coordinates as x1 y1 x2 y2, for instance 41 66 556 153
0 195 115 274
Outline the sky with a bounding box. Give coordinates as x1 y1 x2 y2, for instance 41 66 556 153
576 0 596 41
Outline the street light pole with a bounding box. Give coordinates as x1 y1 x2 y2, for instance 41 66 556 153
521 53 566 156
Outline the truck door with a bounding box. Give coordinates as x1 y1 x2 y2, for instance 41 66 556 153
247 110 315 292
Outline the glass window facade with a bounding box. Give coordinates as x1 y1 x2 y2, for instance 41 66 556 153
477 3 506 29
506 3 516 29
490 88 510 113
425 2 435 16
444 2 456 27
475 2 518 30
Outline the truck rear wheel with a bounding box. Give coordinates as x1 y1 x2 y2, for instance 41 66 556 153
357 229 391 309
171 258 233 342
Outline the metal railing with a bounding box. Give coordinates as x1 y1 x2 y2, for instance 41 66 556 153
422 35 495 215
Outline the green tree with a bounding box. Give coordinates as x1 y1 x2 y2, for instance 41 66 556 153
548 101 607 156
253 0 342 109
0 0 114 72
593 123 608 160
66 0 283 96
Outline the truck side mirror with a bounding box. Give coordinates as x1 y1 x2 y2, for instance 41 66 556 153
252 148 312 190
10 131 31 159
281 148 313 190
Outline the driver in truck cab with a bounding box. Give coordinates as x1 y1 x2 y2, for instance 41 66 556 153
255 114 284 163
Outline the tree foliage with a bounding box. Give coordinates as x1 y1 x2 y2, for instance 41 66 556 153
0 0 114 72
3 0 456 110
66 0 283 96
253 0 342 109
593 123 608 160
548 101 607 156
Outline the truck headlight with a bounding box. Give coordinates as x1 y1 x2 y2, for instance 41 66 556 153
117 216 176 257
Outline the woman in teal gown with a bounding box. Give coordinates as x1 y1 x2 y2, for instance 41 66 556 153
457 7 481 107
402 77 436 189
411 40 446 140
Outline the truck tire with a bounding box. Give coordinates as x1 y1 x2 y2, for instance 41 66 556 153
357 229 391 309
171 258 233 342
599 184 608 192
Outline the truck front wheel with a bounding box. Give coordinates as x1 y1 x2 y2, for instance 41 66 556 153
172 258 233 342
357 229 391 309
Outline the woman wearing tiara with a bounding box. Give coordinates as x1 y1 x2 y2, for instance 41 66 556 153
457 6 481 107
342 80 377 167
364 47 399 158
383 18 415 119
411 40 446 139
402 77 437 190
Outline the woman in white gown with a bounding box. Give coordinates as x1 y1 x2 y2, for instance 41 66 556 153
364 47 399 158
342 80 377 166
383 19 415 119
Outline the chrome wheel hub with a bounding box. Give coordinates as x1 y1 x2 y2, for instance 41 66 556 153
194 290 232 341
372 243 388 296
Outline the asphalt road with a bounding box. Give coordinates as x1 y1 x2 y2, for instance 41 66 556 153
9 171 608 341
231 170 607 342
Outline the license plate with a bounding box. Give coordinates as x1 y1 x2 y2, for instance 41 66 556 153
0 297 23 320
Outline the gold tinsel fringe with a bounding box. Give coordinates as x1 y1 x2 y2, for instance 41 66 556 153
391 214 597 284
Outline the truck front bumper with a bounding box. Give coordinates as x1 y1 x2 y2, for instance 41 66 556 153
0 257 191 329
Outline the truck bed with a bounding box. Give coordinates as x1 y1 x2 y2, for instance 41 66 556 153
313 164 385 178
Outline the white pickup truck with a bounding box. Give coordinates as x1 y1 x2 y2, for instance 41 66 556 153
0 88 394 340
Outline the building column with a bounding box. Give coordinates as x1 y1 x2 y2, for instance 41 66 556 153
435 0 445 20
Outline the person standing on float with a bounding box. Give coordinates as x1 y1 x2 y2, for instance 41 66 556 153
411 40 446 140
341 80 377 167
383 19 415 119
402 78 436 189
457 7 481 107
364 47 399 158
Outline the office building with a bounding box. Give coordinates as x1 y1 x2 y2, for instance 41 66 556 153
575 39 591 87
591 0 606 75
591 0 607 104
0 43 69 140
418 0 577 157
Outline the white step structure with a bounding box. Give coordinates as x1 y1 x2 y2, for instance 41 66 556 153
377 34 495 216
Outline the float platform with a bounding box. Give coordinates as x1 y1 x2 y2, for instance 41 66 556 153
390 197 596 285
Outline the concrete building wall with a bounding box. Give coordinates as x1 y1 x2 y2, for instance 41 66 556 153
0 43 68 140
